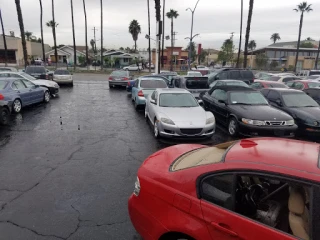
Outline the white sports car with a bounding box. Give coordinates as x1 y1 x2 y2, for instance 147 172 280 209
145 88 216 138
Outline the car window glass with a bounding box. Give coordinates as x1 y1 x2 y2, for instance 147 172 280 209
286 82 294 88
211 89 227 101
260 89 270 97
202 174 234 210
216 81 224 86
154 92 158 103
140 80 167 89
13 80 27 89
0 81 8 89
134 80 139 88
267 90 280 100
0 73 10 78
219 72 228 80
201 173 312 239
229 71 240 79
150 91 156 100
22 79 35 88
282 77 292 83
251 83 262 89
307 82 320 88
242 71 254 80
174 78 180 88
282 92 318 107
293 82 304 90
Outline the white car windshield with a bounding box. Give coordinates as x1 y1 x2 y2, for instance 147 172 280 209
20 72 37 81
188 72 202 77
159 93 198 107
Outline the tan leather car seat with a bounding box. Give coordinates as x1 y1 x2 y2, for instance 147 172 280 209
288 188 310 240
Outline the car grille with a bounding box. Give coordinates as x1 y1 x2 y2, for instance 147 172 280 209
265 121 285 126
180 128 203 135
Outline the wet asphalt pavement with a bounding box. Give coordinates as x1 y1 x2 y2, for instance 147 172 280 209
0 73 233 240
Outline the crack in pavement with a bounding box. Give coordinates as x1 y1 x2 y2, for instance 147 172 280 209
0 146 83 213
0 220 64 240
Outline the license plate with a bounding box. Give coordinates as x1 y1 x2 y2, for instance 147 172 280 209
274 130 284 136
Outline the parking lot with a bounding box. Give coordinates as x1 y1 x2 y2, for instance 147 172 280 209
0 73 233 240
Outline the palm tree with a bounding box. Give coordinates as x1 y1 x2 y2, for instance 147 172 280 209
155 0 161 73
90 39 96 53
166 9 179 71
14 0 28 69
243 0 254 69
0 9 8 66
161 0 165 68
270 33 281 44
24 31 33 41
248 40 256 68
128 20 141 52
70 0 76 70
147 0 151 73
293 2 313 72
46 20 58 65
51 0 58 68
100 0 103 71
236 0 243 68
39 0 46 66
305 37 314 41
82 0 89 67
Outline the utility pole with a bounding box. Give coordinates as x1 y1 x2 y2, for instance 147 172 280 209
92 27 98 71
161 0 165 68
0 9 8 66
315 39 320 70
186 0 200 70
155 0 162 74
236 0 243 68
100 0 103 71
172 32 177 47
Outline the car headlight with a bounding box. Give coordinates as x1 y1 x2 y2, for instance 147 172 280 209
284 119 295 126
305 118 319 126
206 117 215 125
133 177 140 196
242 118 266 126
161 118 175 125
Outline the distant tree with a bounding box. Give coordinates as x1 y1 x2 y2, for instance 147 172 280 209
119 47 124 51
78 55 86 64
37 38 42 43
128 20 141 52
293 2 313 72
218 39 235 65
270 33 281 44
255 53 268 69
305 37 314 41
90 39 96 53
199 49 209 63
185 42 197 63
270 60 279 69
24 31 33 41
166 9 179 71
46 20 58 66
300 42 315 48
248 40 256 52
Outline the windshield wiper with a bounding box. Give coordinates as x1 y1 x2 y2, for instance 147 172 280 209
233 102 253 105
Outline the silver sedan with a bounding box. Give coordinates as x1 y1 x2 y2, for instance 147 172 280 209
145 88 216 138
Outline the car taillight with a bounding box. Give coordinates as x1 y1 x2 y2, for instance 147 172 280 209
127 81 131 86
123 77 129 81
109 77 113 81
46 74 49 80
0 94 4 100
138 90 144 97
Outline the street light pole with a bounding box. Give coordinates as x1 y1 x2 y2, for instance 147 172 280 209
186 0 200 70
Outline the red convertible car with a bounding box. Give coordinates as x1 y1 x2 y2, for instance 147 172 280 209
128 138 320 240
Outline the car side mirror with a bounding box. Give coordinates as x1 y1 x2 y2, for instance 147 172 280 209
34 85 40 88
150 99 156 105
198 99 204 107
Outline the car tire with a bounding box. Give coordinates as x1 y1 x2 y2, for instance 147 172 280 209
12 99 22 114
70 82 74 87
44 91 50 103
109 84 114 89
144 109 148 122
134 99 139 110
154 119 160 139
0 108 9 125
228 117 239 137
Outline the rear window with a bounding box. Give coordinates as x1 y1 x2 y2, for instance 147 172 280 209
307 82 320 88
170 141 235 171
310 71 320 76
140 80 167 89
26 67 46 74
241 70 254 79
0 68 12 72
111 71 127 77
186 79 209 89
0 81 8 89
269 76 281 81
54 70 70 75
267 83 287 88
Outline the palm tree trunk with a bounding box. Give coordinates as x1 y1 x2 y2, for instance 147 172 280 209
82 0 89 69
39 0 46 67
100 0 103 71
14 0 28 69
170 18 173 71
134 41 137 52
0 9 8 66
294 12 304 73
315 39 320 70
52 0 58 68
147 0 151 73
70 0 76 70
161 0 165 68
243 0 254 69
236 0 243 68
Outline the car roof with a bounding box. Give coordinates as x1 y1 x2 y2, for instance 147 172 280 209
255 80 285 84
265 88 303 93
213 86 255 92
225 138 320 176
291 80 319 83
157 88 189 94
217 80 247 82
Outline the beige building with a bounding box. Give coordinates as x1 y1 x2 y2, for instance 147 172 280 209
203 48 220 65
0 34 51 66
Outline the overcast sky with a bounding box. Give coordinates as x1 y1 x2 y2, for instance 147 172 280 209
2 0 320 50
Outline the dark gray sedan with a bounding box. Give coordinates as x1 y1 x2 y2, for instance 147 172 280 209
108 70 132 88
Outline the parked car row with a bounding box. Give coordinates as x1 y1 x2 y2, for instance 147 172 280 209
0 68 74 125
